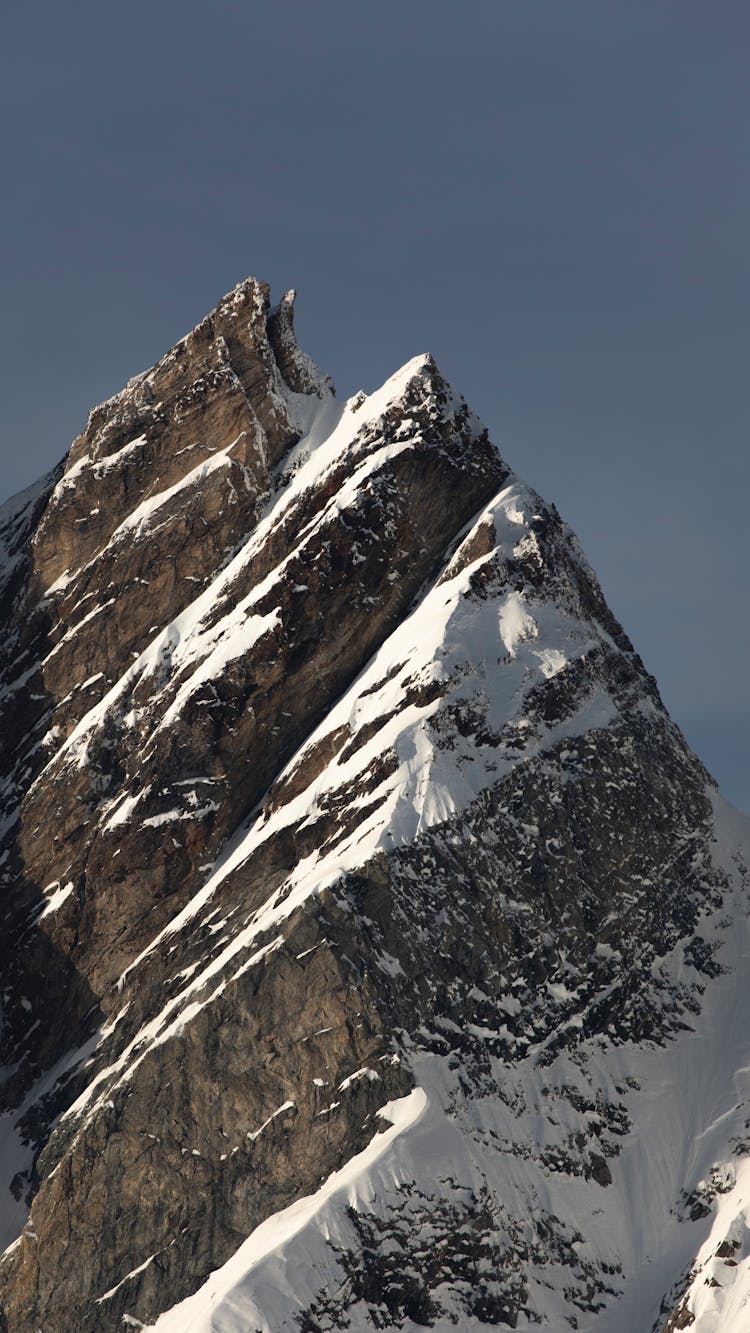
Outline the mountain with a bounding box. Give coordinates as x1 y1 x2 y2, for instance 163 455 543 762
0 278 748 1332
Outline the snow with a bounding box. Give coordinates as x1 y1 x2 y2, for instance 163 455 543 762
43 596 115 663
0 1111 31 1253
140 796 750 1330
10 334 750 1329
43 567 74 597
498 589 537 655
0 474 52 532
109 442 236 544
154 606 281 737
0 469 55 596
0 1026 103 1253
143 1090 427 1332
38 880 74 920
246 1101 296 1143
338 1068 380 1092
185 484 599 878
108 471 612 1003
52 451 92 494
97 1249 161 1305
53 433 152 500
103 788 151 832
35 354 640 1185
26 358 459 792
92 433 148 473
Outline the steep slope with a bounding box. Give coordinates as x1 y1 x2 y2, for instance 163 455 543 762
0 278 748 1332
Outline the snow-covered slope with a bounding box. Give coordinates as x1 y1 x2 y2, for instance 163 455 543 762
138 792 750 1333
0 278 747 1332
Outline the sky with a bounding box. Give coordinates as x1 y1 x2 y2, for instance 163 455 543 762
1 1 748 807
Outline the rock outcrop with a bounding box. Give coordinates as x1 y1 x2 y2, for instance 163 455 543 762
0 279 748 1332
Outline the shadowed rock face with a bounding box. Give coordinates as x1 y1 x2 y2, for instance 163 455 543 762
0 279 746 1332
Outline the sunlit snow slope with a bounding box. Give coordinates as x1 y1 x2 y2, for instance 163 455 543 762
0 278 748 1332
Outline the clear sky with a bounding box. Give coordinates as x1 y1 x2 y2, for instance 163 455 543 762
1 2 748 807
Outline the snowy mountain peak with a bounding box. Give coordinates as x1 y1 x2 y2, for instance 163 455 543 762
0 280 748 1332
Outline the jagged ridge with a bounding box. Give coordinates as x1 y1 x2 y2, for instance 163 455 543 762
0 280 748 1332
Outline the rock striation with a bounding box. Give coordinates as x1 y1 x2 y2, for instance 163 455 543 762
0 279 749 1332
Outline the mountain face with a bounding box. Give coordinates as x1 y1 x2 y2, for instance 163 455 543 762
0 280 749 1333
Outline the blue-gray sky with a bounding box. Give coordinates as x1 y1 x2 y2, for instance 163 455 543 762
2 2 748 807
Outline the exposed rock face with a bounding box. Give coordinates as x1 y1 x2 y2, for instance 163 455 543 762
0 279 748 1332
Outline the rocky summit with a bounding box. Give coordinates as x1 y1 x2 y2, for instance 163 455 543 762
0 278 749 1333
